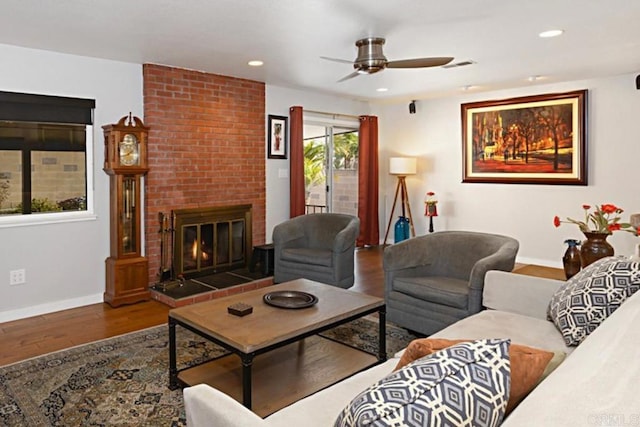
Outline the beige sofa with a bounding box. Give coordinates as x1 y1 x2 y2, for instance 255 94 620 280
184 270 640 426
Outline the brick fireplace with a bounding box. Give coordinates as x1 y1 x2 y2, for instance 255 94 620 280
143 64 266 286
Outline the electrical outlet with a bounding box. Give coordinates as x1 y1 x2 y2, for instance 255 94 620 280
9 269 26 286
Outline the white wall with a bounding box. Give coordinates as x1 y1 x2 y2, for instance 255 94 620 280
2 44 636 321
0 44 142 322
264 85 370 240
374 73 640 267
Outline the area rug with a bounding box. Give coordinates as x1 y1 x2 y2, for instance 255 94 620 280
0 317 418 426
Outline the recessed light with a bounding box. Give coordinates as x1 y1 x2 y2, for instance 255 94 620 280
528 75 542 82
539 29 564 38
461 85 474 91
376 88 388 92
248 60 264 67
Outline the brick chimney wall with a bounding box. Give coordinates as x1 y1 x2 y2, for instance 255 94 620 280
142 64 266 285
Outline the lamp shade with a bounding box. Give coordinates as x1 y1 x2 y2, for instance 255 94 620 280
389 157 417 175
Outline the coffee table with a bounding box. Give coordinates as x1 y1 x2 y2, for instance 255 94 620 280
168 278 386 415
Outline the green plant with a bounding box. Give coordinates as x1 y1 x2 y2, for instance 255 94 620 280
304 140 326 188
0 180 9 208
333 132 359 170
17 198 62 213
57 196 86 210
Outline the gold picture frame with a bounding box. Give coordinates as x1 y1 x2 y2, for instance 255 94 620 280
461 89 587 185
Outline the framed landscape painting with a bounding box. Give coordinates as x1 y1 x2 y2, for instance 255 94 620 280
461 89 587 185
267 115 288 159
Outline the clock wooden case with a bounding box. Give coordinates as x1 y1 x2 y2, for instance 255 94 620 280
103 114 150 307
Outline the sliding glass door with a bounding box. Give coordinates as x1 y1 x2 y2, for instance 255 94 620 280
303 124 358 216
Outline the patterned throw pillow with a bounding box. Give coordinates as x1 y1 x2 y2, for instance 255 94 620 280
393 338 565 414
334 339 511 427
547 256 640 346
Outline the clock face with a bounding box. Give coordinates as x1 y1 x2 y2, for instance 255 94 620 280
119 134 139 166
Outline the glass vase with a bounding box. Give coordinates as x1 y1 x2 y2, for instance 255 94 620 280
562 239 581 279
580 232 614 268
394 216 410 243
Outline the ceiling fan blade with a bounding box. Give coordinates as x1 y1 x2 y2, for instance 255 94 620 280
386 57 454 68
337 71 361 82
320 56 355 65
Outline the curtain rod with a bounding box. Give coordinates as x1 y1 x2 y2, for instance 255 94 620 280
303 109 360 120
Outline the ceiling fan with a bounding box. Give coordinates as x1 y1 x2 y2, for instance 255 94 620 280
322 37 454 82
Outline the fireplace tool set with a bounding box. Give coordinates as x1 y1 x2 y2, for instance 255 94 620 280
156 211 185 291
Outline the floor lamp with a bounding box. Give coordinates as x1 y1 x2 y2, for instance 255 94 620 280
384 157 417 244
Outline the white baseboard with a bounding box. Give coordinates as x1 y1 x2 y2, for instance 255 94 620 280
0 293 103 323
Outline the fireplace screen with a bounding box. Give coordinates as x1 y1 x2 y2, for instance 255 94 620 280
173 205 252 277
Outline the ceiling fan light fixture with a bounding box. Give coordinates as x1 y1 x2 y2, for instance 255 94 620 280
539 29 564 38
356 64 385 74
354 37 388 74
325 36 455 82
355 38 387 60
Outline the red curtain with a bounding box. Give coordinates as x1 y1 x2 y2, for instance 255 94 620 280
357 116 379 246
289 106 305 218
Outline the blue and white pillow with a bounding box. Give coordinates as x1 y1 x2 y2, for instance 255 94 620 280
548 256 640 346
334 339 511 427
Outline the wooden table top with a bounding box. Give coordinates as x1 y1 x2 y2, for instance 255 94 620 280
169 279 384 354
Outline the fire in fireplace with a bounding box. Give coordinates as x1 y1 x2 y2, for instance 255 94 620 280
172 205 252 278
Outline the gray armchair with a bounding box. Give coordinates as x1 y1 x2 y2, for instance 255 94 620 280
384 230 519 335
273 213 360 288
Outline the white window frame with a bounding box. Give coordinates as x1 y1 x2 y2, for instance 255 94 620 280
0 124 96 228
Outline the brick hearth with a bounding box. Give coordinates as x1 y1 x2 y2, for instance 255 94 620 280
150 277 274 308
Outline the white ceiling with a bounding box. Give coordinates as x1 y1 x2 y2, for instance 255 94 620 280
1 0 639 102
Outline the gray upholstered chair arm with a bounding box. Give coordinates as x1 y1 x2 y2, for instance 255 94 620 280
272 220 306 249
332 218 360 253
383 237 438 272
466 243 519 312
468 246 518 291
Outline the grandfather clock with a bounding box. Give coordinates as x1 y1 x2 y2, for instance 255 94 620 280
103 113 150 307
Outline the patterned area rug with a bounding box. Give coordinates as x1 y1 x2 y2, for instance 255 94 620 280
0 317 418 426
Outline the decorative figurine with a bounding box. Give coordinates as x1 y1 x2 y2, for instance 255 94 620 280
424 191 438 233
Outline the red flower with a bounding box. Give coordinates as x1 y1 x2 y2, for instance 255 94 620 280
556 203 636 235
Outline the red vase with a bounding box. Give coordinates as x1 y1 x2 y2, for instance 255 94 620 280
580 232 614 268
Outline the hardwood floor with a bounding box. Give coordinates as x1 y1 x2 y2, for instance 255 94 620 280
351 245 386 298
0 298 170 366
0 245 560 366
0 246 386 366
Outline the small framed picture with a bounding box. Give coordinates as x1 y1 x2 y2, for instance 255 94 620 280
267 115 288 159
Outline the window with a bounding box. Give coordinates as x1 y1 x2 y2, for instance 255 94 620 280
0 91 95 225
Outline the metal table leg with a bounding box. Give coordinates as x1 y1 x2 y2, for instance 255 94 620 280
169 318 179 389
241 353 254 409
378 308 387 362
